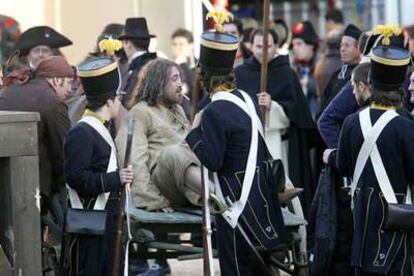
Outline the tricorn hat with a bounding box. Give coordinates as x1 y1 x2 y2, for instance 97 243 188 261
291 21 318 46
77 57 120 105
118 17 155 40
12 26 72 56
370 46 410 91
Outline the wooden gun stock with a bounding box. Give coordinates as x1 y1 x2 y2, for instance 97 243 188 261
112 117 134 276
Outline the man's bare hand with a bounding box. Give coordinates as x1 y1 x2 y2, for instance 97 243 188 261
257 92 271 110
120 165 133 185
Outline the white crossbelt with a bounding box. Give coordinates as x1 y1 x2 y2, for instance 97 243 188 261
208 90 261 229
66 116 118 210
352 108 411 209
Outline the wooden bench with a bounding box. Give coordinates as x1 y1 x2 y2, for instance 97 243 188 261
128 206 307 267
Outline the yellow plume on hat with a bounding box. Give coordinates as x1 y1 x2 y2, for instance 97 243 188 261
372 24 402 46
98 37 122 56
206 10 233 32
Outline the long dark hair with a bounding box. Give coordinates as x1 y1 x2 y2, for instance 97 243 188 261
370 85 403 107
128 58 182 108
190 68 236 120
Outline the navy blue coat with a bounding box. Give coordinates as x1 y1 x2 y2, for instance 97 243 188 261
318 81 358 148
61 121 121 276
308 166 337 276
337 107 414 274
186 90 288 275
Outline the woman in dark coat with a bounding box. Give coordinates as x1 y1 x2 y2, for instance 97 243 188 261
60 57 133 275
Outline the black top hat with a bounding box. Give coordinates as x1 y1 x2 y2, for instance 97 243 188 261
291 21 318 46
78 57 120 104
343 24 362 41
199 31 239 75
370 46 410 91
12 26 72 56
118 17 155 40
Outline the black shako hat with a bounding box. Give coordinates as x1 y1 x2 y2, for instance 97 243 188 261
343 24 362 41
13 26 72 56
362 32 407 56
370 46 410 91
118 17 155 40
291 21 318 46
199 31 239 75
78 57 120 104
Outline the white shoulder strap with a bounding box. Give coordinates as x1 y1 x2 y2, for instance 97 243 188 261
351 108 410 206
209 90 259 228
67 116 118 210
211 90 264 137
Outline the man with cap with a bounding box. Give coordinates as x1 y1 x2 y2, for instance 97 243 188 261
186 14 288 275
12 26 72 68
119 17 156 107
318 24 362 117
0 55 74 245
337 36 414 275
60 56 133 275
0 55 74 197
291 20 320 118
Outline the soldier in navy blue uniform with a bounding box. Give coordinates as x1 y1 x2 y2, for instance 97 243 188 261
60 57 133 275
186 26 288 275
337 42 414 275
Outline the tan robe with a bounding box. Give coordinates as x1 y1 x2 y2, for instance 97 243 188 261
116 102 192 210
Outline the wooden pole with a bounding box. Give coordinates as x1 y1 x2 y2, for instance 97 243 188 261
260 0 271 127
111 117 134 276
201 165 214 276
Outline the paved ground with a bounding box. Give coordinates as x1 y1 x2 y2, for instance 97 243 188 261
168 259 290 275
169 259 220 275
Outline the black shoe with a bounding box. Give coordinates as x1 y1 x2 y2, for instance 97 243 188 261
129 259 148 275
139 260 171 276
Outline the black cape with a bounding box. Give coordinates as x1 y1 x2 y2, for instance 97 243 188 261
235 56 317 214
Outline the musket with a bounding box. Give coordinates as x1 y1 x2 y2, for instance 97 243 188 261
260 0 271 128
201 165 215 276
112 117 134 276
